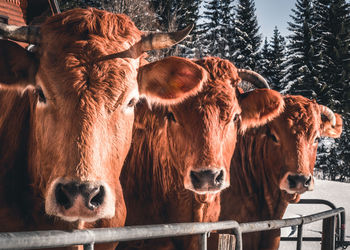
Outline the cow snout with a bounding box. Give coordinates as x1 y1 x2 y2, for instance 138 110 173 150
45 179 115 222
280 172 314 194
55 182 105 210
185 168 228 194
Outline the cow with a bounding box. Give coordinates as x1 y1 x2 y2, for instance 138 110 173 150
0 8 207 249
219 95 343 250
117 57 285 250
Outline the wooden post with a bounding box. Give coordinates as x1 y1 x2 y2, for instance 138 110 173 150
218 234 236 250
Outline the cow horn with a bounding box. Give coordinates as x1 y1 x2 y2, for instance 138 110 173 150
319 105 336 127
95 24 194 62
237 69 270 89
0 23 40 44
140 24 194 52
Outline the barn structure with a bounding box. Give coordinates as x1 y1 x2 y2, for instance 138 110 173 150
0 0 59 26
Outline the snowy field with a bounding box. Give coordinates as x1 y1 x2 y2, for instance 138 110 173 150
279 179 350 249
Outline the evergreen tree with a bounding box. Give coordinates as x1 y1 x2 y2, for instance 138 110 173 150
315 0 350 110
269 26 286 92
198 0 235 60
232 0 262 70
220 0 236 61
199 0 223 57
283 0 322 99
260 37 273 84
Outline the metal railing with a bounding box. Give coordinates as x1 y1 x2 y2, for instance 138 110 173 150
281 199 348 249
0 206 346 250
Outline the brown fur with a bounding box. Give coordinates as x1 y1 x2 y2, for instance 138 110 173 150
219 95 343 250
0 9 204 250
118 58 285 250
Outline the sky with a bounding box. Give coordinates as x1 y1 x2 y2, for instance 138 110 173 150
255 0 297 39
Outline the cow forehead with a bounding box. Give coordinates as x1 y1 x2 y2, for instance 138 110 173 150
171 57 241 120
171 76 238 124
37 9 142 110
279 96 320 137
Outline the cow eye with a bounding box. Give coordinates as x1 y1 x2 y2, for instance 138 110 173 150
233 113 241 122
314 136 320 144
127 97 138 108
267 129 279 143
270 133 278 143
166 112 176 123
35 87 46 103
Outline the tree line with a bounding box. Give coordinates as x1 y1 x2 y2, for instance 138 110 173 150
58 0 350 182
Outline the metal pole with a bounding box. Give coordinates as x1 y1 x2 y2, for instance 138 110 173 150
296 224 303 250
321 216 336 250
83 243 94 250
233 228 243 250
200 232 208 250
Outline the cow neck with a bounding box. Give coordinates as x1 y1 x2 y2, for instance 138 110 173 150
230 128 283 218
0 88 35 229
122 101 184 203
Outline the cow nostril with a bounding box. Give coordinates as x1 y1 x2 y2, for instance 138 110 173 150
304 176 312 187
85 186 105 210
190 171 201 186
287 175 296 188
55 183 78 210
214 170 224 185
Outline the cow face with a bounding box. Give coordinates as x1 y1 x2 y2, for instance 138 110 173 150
263 96 342 195
0 9 203 224
160 58 285 195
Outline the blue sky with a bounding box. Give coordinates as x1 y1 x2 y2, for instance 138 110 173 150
255 0 296 39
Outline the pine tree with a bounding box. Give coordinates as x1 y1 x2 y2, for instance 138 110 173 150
232 0 262 70
198 0 235 60
283 0 322 99
260 38 273 84
269 26 286 92
199 0 223 57
220 0 236 61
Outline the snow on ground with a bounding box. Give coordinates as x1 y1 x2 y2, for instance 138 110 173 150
279 179 350 249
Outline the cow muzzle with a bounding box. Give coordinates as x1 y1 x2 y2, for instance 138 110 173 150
45 179 115 222
280 172 314 194
184 168 228 194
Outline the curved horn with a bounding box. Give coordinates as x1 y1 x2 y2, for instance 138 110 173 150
0 23 40 44
237 69 270 89
140 24 194 51
95 24 194 62
319 105 336 127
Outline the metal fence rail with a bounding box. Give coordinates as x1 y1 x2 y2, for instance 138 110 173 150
0 207 345 250
281 199 347 249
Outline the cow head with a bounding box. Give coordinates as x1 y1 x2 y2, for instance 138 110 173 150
263 96 342 196
0 9 203 224
154 58 285 196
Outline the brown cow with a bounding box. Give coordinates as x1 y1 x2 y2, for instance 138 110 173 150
117 57 285 250
0 8 206 249
219 95 343 250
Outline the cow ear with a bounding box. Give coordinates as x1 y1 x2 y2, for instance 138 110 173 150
321 113 342 138
0 40 37 86
239 89 284 132
137 56 206 104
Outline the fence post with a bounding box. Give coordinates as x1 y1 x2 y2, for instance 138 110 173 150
232 228 242 250
218 234 236 250
296 224 303 250
321 216 336 250
83 243 94 250
200 232 208 250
